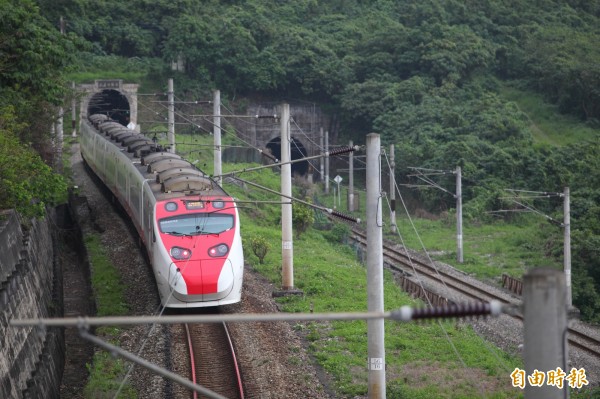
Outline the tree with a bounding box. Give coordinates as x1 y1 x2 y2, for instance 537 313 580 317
1 0 78 148
0 107 67 217
292 202 314 239
522 24 600 120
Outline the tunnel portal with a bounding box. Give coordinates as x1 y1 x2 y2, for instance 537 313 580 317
266 137 309 176
87 89 131 126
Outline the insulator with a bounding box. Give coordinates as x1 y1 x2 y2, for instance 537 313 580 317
330 210 360 224
328 146 357 156
261 151 278 162
390 301 503 322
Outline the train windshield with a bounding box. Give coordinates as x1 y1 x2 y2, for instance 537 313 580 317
159 213 234 236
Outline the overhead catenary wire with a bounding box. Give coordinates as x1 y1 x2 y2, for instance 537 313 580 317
79 329 227 399
139 92 280 163
229 175 360 224
380 150 467 368
214 145 359 179
381 151 515 373
11 301 505 327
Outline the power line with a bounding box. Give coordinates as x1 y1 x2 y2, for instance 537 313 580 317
11 301 504 327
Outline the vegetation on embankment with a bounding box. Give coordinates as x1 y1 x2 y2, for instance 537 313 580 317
81 233 136 398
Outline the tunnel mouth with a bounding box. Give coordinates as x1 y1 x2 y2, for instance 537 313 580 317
266 137 309 176
87 89 131 126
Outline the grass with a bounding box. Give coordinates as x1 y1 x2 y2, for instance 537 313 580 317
82 232 135 397
84 234 129 316
498 84 599 147
386 214 563 281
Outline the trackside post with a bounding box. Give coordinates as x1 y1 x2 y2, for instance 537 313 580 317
523 268 568 399
366 133 385 398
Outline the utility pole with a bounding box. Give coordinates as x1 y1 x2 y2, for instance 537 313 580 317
71 82 77 137
366 133 385 399
281 104 294 290
167 78 175 153
348 140 355 212
456 166 463 263
499 188 572 305
213 90 222 186
320 128 324 183
523 268 567 399
564 187 571 308
390 144 397 233
325 130 330 194
407 167 464 263
56 107 63 173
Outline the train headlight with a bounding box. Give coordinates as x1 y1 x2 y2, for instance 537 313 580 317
208 244 229 257
170 246 192 260
165 202 178 212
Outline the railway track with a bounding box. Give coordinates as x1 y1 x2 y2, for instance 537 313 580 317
348 226 600 359
184 319 244 399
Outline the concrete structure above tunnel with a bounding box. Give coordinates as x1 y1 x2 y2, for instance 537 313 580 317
79 80 140 131
227 103 330 178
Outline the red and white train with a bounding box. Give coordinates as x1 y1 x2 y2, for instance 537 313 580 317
80 114 244 308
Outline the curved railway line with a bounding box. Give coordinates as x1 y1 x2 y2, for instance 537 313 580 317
184 319 244 399
348 226 600 359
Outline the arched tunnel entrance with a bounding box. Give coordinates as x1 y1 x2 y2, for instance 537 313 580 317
266 137 309 176
87 89 131 126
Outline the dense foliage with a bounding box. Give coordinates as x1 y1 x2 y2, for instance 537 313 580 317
0 0 77 215
9 0 600 320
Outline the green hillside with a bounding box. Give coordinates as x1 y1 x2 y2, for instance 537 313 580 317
500 85 600 147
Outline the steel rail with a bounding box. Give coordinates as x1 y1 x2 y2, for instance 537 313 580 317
185 321 244 399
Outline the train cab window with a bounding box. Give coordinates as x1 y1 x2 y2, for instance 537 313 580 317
159 214 234 236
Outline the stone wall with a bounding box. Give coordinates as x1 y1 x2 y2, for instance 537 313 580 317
0 209 64 399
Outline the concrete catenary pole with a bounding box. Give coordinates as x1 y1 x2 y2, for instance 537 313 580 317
320 128 324 183
55 107 63 172
281 104 294 290
167 78 175 153
348 140 355 212
71 81 77 137
366 133 386 398
456 166 463 263
523 268 567 399
390 144 397 233
564 187 571 308
325 130 330 194
213 90 222 186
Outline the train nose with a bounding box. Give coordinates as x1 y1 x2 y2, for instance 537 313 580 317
183 259 235 300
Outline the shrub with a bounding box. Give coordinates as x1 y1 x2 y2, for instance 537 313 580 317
325 223 351 244
250 235 270 264
292 201 314 239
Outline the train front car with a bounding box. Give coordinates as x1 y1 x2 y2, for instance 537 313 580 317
153 196 244 308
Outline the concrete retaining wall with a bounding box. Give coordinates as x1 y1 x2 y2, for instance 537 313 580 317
0 209 64 399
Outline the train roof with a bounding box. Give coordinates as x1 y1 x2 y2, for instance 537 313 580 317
88 114 229 202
